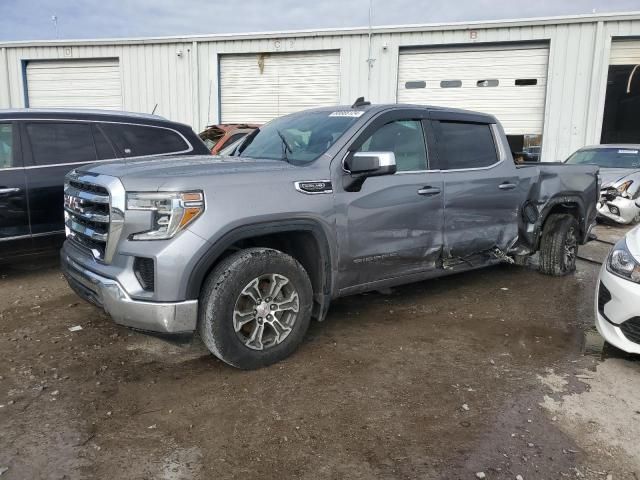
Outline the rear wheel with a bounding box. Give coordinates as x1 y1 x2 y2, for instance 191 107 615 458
539 213 579 276
198 248 313 369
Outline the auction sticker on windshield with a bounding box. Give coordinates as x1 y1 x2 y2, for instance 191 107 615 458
329 111 365 117
618 149 639 154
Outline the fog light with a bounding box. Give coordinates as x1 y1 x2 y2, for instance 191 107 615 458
609 205 620 216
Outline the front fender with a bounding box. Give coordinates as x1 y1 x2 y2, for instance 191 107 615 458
185 218 337 302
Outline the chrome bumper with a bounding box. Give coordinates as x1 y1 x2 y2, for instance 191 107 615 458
61 252 198 334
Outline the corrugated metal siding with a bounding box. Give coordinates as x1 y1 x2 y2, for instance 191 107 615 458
219 51 340 123
2 43 194 126
26 58 122 109
397 45 548 135
1 15 640 161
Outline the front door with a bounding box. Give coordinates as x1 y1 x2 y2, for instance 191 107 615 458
335 110 444 289
0 122 31 258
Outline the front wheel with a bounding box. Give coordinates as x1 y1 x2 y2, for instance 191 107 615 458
198 248 313 369
539 213 579 276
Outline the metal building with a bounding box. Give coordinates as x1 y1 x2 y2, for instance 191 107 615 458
1 11 639 161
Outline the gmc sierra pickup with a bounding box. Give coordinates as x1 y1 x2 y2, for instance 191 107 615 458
61 102 599 369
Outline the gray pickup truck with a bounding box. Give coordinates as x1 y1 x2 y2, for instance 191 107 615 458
61 102 599 369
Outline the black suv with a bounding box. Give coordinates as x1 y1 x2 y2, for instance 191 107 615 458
0 109 209 262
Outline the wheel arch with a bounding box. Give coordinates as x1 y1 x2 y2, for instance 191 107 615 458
186 219 335 321
534 195 587 249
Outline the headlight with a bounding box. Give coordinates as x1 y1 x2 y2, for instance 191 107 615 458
617 180 633 195
607 239 640 283
126 191 204 241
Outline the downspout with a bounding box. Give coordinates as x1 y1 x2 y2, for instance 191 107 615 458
585 20 606 144
366 0 374 99
191 40 200 131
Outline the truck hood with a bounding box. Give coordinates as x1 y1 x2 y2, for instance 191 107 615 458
78 154 298 190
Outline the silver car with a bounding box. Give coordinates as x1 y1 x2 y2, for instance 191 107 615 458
566 145 640 224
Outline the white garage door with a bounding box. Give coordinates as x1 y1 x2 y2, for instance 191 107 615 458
26 59 122 110
398 45 549 135
609 39 640 65
220 51 340 123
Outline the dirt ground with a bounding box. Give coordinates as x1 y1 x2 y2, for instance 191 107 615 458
1 224 639 480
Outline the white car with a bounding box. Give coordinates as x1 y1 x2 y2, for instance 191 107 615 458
566 145 640 225
595 225 640 354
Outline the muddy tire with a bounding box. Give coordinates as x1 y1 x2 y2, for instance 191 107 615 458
539 213 579 276
198 248 313 369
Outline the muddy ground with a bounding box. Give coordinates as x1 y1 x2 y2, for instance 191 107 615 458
0 224 638 480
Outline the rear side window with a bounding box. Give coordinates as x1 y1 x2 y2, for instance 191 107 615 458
434 121 498 170
26 123 97 166
0 123 14 169
100 123 189 157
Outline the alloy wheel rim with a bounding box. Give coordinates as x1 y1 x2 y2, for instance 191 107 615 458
233 273 300 351
564 226 577 269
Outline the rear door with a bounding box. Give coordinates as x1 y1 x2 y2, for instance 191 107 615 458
429 114 521 258
0 122 31 258
22 122 112 250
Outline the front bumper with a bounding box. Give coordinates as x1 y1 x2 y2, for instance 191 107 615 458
61 251 198 334
597 196 639 225
595 264 640 355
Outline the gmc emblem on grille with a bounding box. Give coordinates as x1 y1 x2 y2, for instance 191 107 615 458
64 195 83 210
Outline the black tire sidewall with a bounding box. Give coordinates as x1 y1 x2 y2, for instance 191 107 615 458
199 248 313 369
540 214 579 276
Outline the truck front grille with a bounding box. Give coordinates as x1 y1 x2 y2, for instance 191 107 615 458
64 179 111 261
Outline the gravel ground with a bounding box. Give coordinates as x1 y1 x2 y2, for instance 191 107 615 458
0 223 638 480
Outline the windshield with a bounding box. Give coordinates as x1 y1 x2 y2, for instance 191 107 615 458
237 110 361 164
565 147 640 168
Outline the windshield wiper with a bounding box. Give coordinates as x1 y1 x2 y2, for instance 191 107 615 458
276 129 293 164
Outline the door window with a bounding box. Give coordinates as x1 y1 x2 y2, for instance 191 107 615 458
0 124 14 169
434 121 498 170
26 123 97 166
358 120 428 172
100 123 189 157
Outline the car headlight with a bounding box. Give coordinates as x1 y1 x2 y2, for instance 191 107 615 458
607 239 640 283
617 180 633 196
126 191 205 240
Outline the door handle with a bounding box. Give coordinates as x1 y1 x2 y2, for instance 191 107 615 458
498 182 517 191
417 186 441 196
0 187 21 194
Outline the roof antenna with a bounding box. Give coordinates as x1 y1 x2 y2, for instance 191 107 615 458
352 97 371 108
151 103 158 115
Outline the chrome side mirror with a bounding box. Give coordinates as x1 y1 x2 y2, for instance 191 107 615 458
342 152 397 192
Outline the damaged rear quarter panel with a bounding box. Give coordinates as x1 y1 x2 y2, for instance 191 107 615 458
515 163 599 251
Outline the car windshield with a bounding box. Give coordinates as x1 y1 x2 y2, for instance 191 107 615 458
565 147 640 168
237 110 361 165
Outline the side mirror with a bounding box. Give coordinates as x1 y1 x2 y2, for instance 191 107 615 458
346 152 397 176
343 152 397 192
